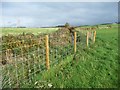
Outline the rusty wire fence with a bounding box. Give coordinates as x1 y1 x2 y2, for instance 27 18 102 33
0 29 96 88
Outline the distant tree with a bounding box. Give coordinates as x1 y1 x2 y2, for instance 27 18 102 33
65 22 70 28
107 25 112 28
96 25 99 29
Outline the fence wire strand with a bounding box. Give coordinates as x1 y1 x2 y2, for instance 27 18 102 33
1 29 95 88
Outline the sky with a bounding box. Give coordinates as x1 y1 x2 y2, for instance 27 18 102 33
1 2 118 27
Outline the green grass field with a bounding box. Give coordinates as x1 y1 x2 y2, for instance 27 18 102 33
33 24 118 88
1 24 118 88
1 24 118 36
1 27 58 35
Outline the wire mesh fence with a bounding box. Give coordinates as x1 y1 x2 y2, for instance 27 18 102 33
1 28 96 88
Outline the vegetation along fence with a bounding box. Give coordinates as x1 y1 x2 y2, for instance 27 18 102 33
0 28 96 88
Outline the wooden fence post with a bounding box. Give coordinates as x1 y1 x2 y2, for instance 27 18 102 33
5 49 9 61
74 32 76 53
86 32 89 47
93 31 96 43
45 35 50 70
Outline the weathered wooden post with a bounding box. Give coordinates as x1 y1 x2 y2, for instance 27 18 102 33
86 32 89 47
45 35 50 70
6 49 9 61
74 32 76 53
93 31 96 43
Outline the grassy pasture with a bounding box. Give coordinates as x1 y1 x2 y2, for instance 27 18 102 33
1 24 118 88
1 23 118 36
34 24 118 88
1 27 58 36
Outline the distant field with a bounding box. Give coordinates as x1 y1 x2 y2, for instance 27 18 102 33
1 24 118 36
1 27 58 36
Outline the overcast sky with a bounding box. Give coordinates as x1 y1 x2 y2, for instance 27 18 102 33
1 2 118 27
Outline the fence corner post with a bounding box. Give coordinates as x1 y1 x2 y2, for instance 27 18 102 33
45 35 50 70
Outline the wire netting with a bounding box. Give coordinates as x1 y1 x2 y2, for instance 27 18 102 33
1 28 95 88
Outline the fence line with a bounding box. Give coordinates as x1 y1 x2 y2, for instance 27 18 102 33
1 30 96 88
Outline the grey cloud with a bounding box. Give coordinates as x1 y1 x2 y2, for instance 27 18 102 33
1 2 118 27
